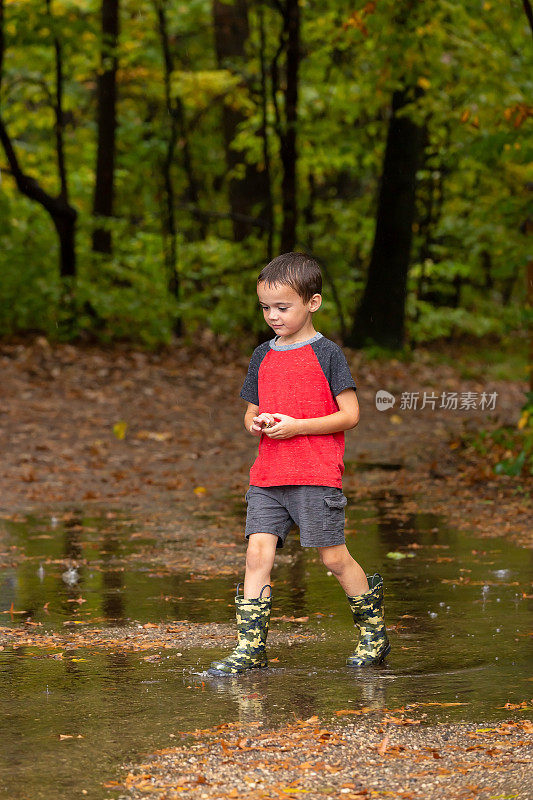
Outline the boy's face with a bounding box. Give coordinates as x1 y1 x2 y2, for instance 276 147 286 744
257 281 321 337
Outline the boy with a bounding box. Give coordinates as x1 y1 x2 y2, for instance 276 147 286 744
208 252 390 676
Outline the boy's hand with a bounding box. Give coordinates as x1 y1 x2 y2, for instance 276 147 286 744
249 412 277 435
263 413 302 440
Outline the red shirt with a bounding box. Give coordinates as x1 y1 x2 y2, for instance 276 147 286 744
240 332 357 488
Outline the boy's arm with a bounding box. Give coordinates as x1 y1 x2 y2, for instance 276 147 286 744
244 403 260 433
265 389 359 439
298 389 359 435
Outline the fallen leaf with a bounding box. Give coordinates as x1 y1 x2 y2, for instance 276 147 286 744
113 421 128 440
386 551 415 560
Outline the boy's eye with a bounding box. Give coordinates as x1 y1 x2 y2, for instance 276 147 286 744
278 307 288 312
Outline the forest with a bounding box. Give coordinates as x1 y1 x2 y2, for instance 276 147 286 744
0 0 531 350
1 4 533 797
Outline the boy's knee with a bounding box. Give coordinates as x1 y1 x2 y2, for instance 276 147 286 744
246 534 276 571
319 546 350 574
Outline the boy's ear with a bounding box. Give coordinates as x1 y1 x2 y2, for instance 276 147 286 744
309 293 322 311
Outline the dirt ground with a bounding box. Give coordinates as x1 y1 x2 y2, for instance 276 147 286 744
0 333 530 553
114 715 533 800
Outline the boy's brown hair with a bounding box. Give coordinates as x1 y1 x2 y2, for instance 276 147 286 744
257 252 322 304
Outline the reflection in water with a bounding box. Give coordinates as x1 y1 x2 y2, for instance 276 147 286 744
101 531 126 621
359 678 388 711
204 670 390 726
206 675 266 726
0 496 532 800
63 514 84 563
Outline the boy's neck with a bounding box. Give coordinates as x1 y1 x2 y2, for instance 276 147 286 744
274 324 318 346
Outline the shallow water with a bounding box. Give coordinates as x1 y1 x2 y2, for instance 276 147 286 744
0 492 532 799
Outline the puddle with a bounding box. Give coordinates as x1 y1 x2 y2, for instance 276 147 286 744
1 493 532 799
0 511 232 627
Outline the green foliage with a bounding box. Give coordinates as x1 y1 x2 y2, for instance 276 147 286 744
0 0 530 345
0 196 59 336
407 298 524 343
465 392 533 479
493 392 533 477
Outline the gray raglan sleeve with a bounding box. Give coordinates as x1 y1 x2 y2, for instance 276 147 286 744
329 345 357 397
239 346 264 405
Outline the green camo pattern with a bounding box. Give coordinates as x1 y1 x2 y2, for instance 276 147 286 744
208 594 271 676
346 573 391 667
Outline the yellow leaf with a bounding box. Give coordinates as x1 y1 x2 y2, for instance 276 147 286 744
194 486 207 495
390 414 402 425
417 76 431 90
113 421 128 440
517 410 529 430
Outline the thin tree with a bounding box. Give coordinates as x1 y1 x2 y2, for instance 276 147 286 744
0 0 77 278
271 0 300 252
213 0 270 241
154 0 208 336
92 0 119 255
258 3 274 259
523 0 533 36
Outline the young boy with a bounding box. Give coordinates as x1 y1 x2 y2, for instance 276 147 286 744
208 252 390 676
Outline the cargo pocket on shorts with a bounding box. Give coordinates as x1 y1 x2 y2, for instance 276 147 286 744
322 493 347 530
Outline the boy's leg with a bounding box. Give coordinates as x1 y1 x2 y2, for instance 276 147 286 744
318 544 369 596
244 532 278 598
207 533 277 676
318 544 390 667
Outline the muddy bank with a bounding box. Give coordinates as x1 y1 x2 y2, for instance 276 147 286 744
116 715 533 800
0 337 530 556
0 620 321 653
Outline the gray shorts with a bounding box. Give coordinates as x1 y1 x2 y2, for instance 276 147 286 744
244 485 348 549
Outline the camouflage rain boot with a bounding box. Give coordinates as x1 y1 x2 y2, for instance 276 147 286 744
208 584 272 676
346 573 391 667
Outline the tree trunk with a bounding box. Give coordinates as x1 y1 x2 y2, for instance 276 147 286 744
258 2 273 259
0 121 78 276
279 0 299 252
213 0 269 241
155 0 181 336
92 0 119 255
347 87 425 349
0 0 77 278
